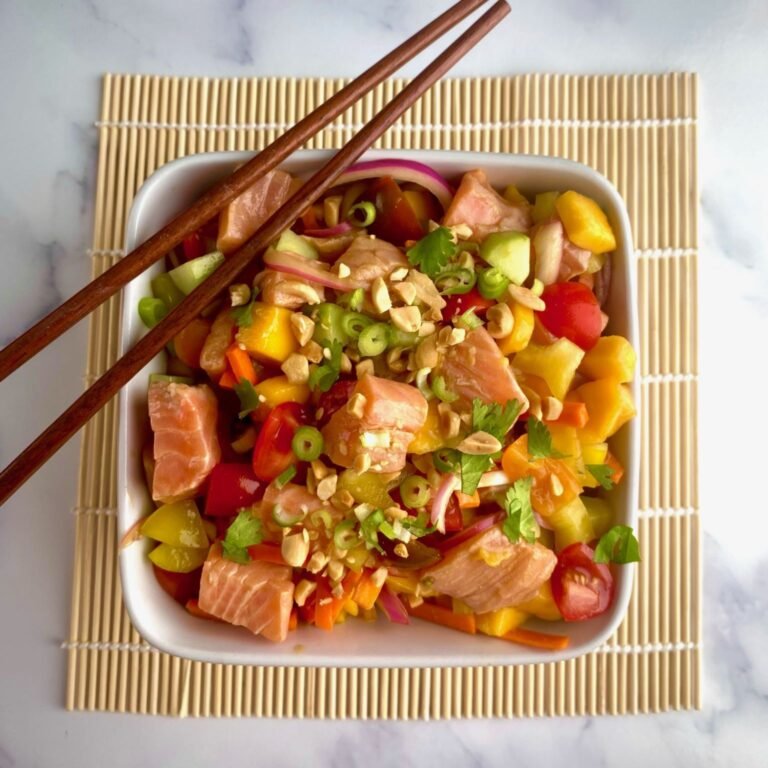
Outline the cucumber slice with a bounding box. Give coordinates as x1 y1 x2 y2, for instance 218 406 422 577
138 297 168 329
480 231 530 285
149 373 194 386
168 251 224 295
275 229 318 260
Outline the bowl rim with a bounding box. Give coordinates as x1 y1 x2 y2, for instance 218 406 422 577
118 148 639 667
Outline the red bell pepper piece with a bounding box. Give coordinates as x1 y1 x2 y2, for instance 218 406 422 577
251 402 307 483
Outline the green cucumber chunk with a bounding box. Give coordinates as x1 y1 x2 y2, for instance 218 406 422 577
168 251 225 295
151 272 185 309
480 231 530 285
275 229 318 260
138 297 168 329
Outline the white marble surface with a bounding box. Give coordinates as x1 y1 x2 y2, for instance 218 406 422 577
1 0 766 766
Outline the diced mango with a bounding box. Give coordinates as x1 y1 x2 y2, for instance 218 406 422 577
408 399 444 454
386 573 420 596
338 470 395 509
576 378 636 443
254 375 310 408
580 441 609 488
476 606 529 637
513 338 585 400
532 191 560 224
582 497 613 539
547 496 595 552
502 184 531 207
579 335 636 382
452 598 474 615
497 302 535 355
236 302 297 364
555 190 617 254
548 424 586 483
514 581 562 621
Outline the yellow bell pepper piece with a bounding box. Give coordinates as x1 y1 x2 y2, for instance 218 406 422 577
476 606 529 637
496 302 535 355
503 184 531 207
513 338 585 400
582 497 613 539
579 335 636 383
235 302 298 364
148 543 209 573
548 496 595 552
385 573 420 596
532 191 559 223
407 399 444 454
338 469 396 508
253 375 310 408
576 378 636 443
514 581 562 621
141 500 209 549
343 599 359 617
555 190 617 254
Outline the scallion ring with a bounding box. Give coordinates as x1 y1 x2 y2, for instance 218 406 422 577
138 297 168 329
333 519 359 550
358 322 390 357
455 308 483 330
435 266 477 296
399 475 432 509
347 201 376 228
477 267 510 300
271 503 305 528
309 508 333 529
341 311 374 339
433 448 459 474
291 426 324 461
431 374 458 403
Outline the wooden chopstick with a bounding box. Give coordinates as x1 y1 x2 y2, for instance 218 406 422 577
0 0 490 384
0 0 510 505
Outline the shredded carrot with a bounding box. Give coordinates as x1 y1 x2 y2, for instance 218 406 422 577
226 344 258 385
247 543 287 565
288 608 298 631
502 626 570 651
218 370 237 389
407 602 477 635
185 599 222 622
456 490 480 508
547 401 589 428
605 451 624 485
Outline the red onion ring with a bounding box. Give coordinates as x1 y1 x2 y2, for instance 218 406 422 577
377 584 410 625
430 474 459 534
303 221 354 238
263 249 362 291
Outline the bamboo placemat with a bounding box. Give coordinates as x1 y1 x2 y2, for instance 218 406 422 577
65 73 700 717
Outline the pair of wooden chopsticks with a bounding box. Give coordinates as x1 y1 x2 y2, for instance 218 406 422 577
0 0 510 504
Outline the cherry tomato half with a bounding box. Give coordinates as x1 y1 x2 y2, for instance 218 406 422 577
539 282 603 350
152 564 202 605
550 542 614 621
204 463 265 517
365 176 425 246
441 287 496 322
251 402 307 483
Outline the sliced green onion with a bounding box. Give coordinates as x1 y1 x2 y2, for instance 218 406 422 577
455 307 483 330
400 475 432 509
400 509 435 538
313 303 350 346
151 272 185 309
378 520 397 540
291 426 324 461
435 266 477 296
338 288 365 312
415 368 433 400
389 328 419 348
341 311 374 339
271 503 304 528
358 323 390 357
275 465 297 488
477 267 510 300
138 297 168 329
431 374 458 403
360 509 385 553
333 519 359 550
347 201 376 227
433 448 460 474
309 508 333 530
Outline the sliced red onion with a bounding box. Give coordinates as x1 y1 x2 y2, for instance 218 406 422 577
430 474 459 534
477 470 512 489
377 584 410 625
334 159 454 210
303 221 353 238
433 511 505 552
263 249 362 291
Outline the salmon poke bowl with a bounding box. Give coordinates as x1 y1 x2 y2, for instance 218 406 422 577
118 149 639 667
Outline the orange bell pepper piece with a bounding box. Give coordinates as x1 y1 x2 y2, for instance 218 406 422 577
218 370 237 389
246 543 287 566
605 451 624 485
546 401 589 429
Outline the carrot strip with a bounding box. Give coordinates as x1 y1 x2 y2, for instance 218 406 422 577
605 451 624 484
502 626 570 651
185 599 223 622
247 543 287 565
546 401 588 428
406 601 477 634
226 344 258 385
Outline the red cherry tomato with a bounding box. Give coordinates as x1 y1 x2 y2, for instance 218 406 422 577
550 542 614 621
364 176 425 245
181 231 206 261
204 463 265 517
152 564 202 605
539 282 603 350
441 287 496 322
316 379 357 428
251 402 307 483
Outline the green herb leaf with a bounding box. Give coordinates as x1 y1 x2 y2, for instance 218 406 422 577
406 227 457 278
472 398 522 441
275 465 297 489
230 291 259 328
586 464 615 490
594 525 640 564
399 510 435 538
222 508 264 563
526 417 566 460
501 477 536 544
360 509 386 554
308 340 343 393
234 379 261 419
459 453 492 495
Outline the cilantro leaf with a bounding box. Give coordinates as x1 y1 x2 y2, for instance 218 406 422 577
472 398 522 441
460 453 492 495
526 417 566 460
222 508 264 563
234 379 260 419
586 464 615 490
406 227 456 278
594 525 640 564
501 477 537 544
230 290 259 328
308 340 343 393
400 510 435 538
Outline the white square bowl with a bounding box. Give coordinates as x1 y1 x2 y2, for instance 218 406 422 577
119 149 639 667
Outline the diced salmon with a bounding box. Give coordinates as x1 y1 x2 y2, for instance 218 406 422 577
217 170 293 254
443 169 532 241
148 381 221 503
198 543 294 642
558 238 591 281
437 326 528 411
334 236 408 289
425 526 557 613
200 308 236 379
262 482 325 518
322 375 428 473
254 268 325 309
